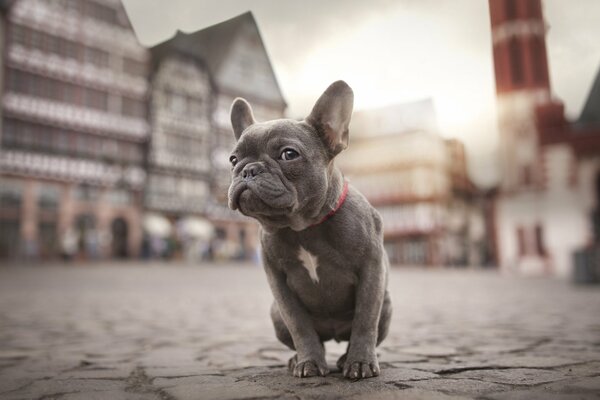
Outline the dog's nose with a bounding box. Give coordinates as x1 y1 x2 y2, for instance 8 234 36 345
241 163 264 180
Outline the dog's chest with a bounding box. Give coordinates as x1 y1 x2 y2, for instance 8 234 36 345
287 242 358 316
297 246 319 283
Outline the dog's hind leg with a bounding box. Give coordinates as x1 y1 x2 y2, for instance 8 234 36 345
377 290 392 346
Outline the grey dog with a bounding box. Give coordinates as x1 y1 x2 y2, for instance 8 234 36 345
227 81 391 380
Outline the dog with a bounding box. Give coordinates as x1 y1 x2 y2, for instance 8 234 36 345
227 81 391 380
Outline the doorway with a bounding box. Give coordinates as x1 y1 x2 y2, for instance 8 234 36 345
111 217 129 258
75 213 97 259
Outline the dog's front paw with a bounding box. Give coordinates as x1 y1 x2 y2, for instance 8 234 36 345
343 353 380 380
288 354 329 378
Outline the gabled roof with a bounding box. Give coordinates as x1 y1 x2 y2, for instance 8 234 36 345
150 11 286 107
577 66 600 127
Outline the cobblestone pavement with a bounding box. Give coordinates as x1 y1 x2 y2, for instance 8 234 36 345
0 262 599 400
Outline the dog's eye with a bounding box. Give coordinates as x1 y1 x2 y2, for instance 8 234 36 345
280 149 299 161
229 155 238 166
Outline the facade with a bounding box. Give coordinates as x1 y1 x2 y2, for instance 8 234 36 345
146 56 212 216
148 12 287 261
144 52 213 259
337 100 486 266
489 0 600 276
0 0 149 260
0 3 286 262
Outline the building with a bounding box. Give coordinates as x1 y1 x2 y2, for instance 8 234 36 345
143 39 213 259
0 4 287 262
147 12 287 261
337 100 486 266
0 0 149 260
201 12 286 261
489 0 600 276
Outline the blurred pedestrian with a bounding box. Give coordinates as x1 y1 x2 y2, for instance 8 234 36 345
61 228 78 261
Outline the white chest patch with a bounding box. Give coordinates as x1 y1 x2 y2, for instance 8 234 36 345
298 246 319 283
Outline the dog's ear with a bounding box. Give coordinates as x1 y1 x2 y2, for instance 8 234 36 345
230 98 256 141
306 80 354 156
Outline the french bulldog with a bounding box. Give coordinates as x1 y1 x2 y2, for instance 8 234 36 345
227 81 391 380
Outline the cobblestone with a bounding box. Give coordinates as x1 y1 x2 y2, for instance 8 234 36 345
0 262 599 399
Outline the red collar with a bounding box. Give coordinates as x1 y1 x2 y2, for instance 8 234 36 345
310 180 349 227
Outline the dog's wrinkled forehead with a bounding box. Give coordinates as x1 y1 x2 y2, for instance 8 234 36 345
234 119 319 157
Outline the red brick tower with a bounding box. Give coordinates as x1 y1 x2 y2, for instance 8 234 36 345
489 0 552 191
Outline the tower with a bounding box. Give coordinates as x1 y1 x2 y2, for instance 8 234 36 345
489 0 551 191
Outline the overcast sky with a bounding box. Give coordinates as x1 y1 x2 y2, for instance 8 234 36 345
122 0 600 187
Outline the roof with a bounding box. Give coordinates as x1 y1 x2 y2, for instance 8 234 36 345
577 66 600 127
150 11 286 107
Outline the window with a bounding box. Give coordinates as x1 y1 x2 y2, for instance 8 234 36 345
56 132 70 153
121 97 146 118
38 221 58 258
130 146 143 163
101 140 118 159
118 142 143 163
2 119 17 147
168 93 187 114
47 78 62 101
0 219 20 259
86 1 118 25
535 224 546 256
20 123 32 147
0 181 24 257
118 142 130 161
509 38 524 85
39 128 53 152
44 34 60 55
61 39 79 60
11 24 27 46
73 185 100 202
7 68 27 93
62 0 83 14
84 46 109 68
0 180 22 209
123 58 146 77
30 30 43 51
525 0 541 17
517 226 526 256
7 69 100 107
521 165 532 186
1 117 112 160
84 88 108 110
108 189 131 205
505 0 517 19
38 184 60 210
86 136 101 157
531 37 547 84
9 25 81 60
63 82 79 103
215 227 226 239
76 134 89 155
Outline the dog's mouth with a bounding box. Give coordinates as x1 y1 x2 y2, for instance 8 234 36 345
228 182 248 211
228 176 297 215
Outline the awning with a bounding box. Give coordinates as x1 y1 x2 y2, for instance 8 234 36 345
178 216 214 239
143 213 172 237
